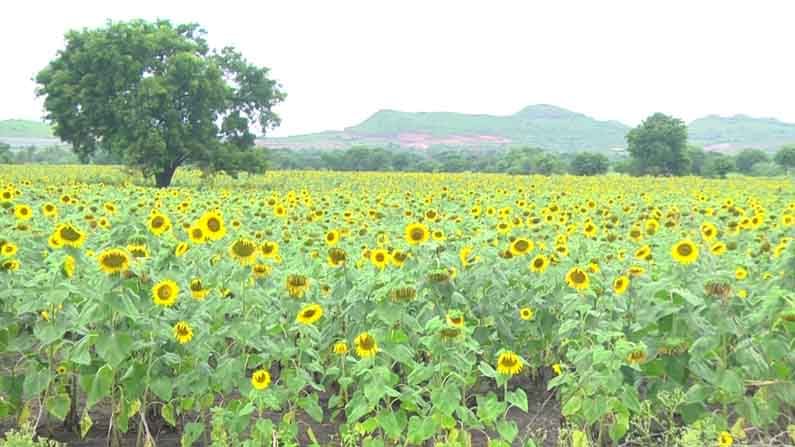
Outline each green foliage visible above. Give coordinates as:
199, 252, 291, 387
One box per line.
626, 113, 689, 175
774, 145, 795, 172
0, 120, 53, 139
570, 152, 609, 176
0, 428, 63, 447
734, 148, 770, 174
702, 153, 735, 178
35, 19, 285, 187
0, 142, 12, 163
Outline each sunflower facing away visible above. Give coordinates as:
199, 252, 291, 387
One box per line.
97, 248, 131, 275
152, 280, 179, 307
251, 368, 271, 391
354, 332, 378, 358
173, 321, 193, 344
565, 267, 590, 291
296, 303, 324, 325
496, 351, 524, 376
671, 239, 699, 265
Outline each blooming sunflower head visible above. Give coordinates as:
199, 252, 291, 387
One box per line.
565, 267, 590, 291
152, 279, 179, 307
519, 307, 534, 321
251, 368, 271, 391
296, 303, 324, 325
228, 238, 258, 265
173, 321, 193, 344
496, 351, 523, 376
97, 248, 131, 275
671, 239, 699, 265
354, 332, 378, 358
404, 222, 430, 245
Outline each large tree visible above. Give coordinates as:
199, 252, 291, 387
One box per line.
36, 20, 285, 187
570, 152, 609, 176
774, 145, 795, 174
734, 148, 770, 174
625, 113, 689, 175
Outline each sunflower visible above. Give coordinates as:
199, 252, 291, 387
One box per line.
459, 246, 480, 268
228, 238, 258, 265
127, 244, 149, 259
53, 223, 86, 248
286, 274, 310, 298
613, 275, 630, 295
626, 349, 647, 365
173, 321, 193, 344
700, 222, 718, 241
446, 311, 464, 328
370, 248, 390, 270
718, 431, 733, 447
634, 245, 652, 261
583, 222, 598, 238
565, 267, 590, 291
296, 303, 324, 325
187, 225, 207, 244
14, 204, 32, 221
390, 250, 408, 267
431, 230, 446, 241
404, 222, 430, 245
1, 242, 17, 257
529, 254, 549, 273
63, 255, 75, 278
327, 248, 347, 267
354, 332, 378, 358
261, 241, 280, 259
671, 239, 699, 265
496, 351, 523, 376
251, 368, 271, 391
199, 210, 226, 241
174, 242, 189, 257
42, 203, 58, 218
735, 267, 748, 281
519, 307, 534, 321
333, 341, 349, 355
152, 280, 179, 307
97, 248, 131, 275
710, 241, 727, 256
189, 278, 209, 300
509, 238, 534, 257
325, 230, 340, 246
147, 212, 172, 236
1, 259, 20, 272
251, 263, 272, 278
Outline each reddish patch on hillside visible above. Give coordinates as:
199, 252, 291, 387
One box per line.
397, 132, 512, 149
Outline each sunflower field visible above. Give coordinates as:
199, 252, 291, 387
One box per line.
1, 165, 794, 447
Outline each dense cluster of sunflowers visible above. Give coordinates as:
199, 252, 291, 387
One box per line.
0, 165, 794, 446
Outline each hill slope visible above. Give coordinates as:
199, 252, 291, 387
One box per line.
688, 115, 795, 152
0, 119, 53, 138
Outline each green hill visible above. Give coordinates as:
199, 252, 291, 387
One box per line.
0, 119, 53, 138
688, 115, 795, 151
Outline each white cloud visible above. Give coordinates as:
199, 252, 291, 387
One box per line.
1, 0, 793, 136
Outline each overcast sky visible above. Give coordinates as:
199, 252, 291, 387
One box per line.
2, 1, 793, 136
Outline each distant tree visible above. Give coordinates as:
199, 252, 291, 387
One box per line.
703, 153, 735, 178
749, 161, 784, 177
534, 153, 566, 175
0, 142, 12, 163
626, 113, 689, 175
570, 152, 609, 175
774, 145, 795, 173
734, 148, 770, 174
686, 145, 706, 175
35, 20, 285, 187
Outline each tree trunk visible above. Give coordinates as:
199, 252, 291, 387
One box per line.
154, 166, 177, 188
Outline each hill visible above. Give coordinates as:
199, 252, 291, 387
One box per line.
688, 115, 795, 152
0, 119, 53, 138
261, 105, 630, 153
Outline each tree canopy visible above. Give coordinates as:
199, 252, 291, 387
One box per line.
774, 145, 795, 173
35, 20, 285, 187
570, 152, 609, 176
625, 113, 689, 175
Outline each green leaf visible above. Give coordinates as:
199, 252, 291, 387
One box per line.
478, 361, 497, 379
87, 364, 113, 409
181, 422, 204, 447
45, 393, 71, 420
406, 415, 438, 444
572, 429, 590, 447
507, 388, 528, 412
22, 367, 51, 398
583, 396, 609, 424
69, 335, 94, 365
496, 419, 518, 443
719, 369, 744, 398
80, 408, 93, 439
151, 377, 173, 401
608, 410, 629, 442
162, 402, 176, 427
95, 333, 134, 368
298, 394, 324, 423
376, 410, 405, 440
561, 394, 582, 417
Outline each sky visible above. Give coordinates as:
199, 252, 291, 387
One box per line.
2, 0, 794, 137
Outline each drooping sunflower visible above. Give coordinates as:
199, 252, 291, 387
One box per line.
613, 275, 630, 295
296, 303, 324, 325
199, 210, 226, 241
565, 267, 590, 291
735, 267, 748, 281
529, 254, 549, 273
626, 349, 647, 365
634, 245, 652, 261
53, 223, 86, 248
127, 244, 149, 259
333, 341, 349, 355
459, 245, 480, 268
228, 238, 258, 265
370, 248, 390, 270
390, 250, 408, 267
354, 332, 378, 358
173, 321, 193, 344
519, 307, 534, 321
62, 255, 75, 278
509, 238, 534, 257
1, 259, 20, 272
13, 204, 33, 221
251, 368, 271, 391
152, 280, 179, 307
286, 274, 310, 298
261, 241, 280, 259
671, 239, 699, 265
251, 263, 272, 279
147, 212, 172, 236
404, 222, 430, 245
174, 242, 189, 257
710, 241, 727, 256
189, 278, 209, 300
327, 248, 347, 267
97, 248, 131, 275
496, 351, 524, 376
446, 311, 464, 328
